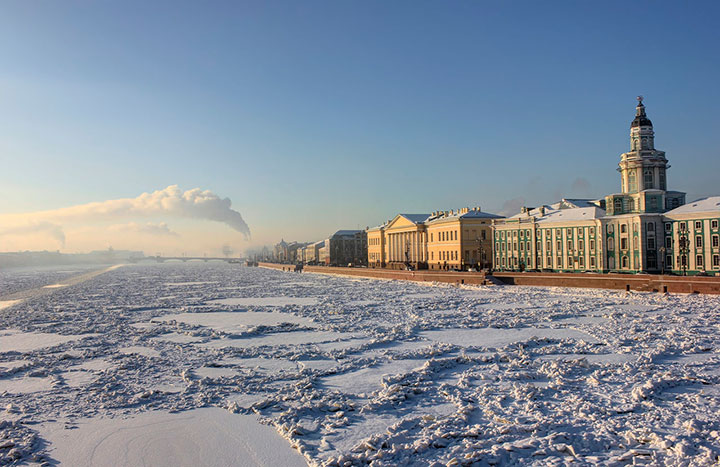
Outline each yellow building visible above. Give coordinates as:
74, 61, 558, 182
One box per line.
426, 207, 501, 270
383, 214, 430, 269
366, 208, 502, 270
367, 222, 387, 268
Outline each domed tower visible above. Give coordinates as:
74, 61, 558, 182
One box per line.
606, 97, 685, 215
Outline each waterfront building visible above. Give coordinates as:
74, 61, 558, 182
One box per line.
493, 200, 606, 272
601, 97, 686, 272
367, 221, 388, 268
663, 198, 720, 275
493, 97, 718, 275
426, 207, 502, 270
327, 230, 368, 266
383, 214, 430, 269
305, 240, 325, 265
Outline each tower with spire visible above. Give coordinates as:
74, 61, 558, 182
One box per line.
605, 97, 685, 215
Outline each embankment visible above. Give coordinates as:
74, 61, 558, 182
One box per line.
258, 262, 720, 294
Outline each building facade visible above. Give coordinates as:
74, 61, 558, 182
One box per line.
426, 207, 501, 270
327, 230, 368, 266
367, 222, 388, 268
493, 98, 719, 275
382, 214, 430, 269
663, 198, 720, 275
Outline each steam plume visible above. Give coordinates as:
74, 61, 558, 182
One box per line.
3, 185, 250, 239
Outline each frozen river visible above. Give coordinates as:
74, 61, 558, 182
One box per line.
1, 263, 719, 465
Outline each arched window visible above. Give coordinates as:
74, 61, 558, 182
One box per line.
614, 198, 623, 213
644, 169, 653, 189
628, 171, 637, 192
622, 256, 629, 268
659, 169, 666, 190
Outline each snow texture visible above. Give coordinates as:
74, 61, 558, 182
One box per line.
1, 262, 719, 466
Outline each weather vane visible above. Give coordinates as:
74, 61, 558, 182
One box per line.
637, 95, 644, 103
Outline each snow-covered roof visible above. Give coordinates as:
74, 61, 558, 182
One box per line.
426, 209, 503, 223
506, 203, 605, 223
537, 206, 605, 222
332, 230, 362, 237
558, 199, 600, 209
665, 197, 720, 215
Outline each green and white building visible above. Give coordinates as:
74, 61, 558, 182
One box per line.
493, 97, 720, 275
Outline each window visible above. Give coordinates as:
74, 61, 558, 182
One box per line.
608, 240, 614, 251
579, 257, 584, 267
567, 240, 573, 250
680, 222, 687, 232
547, 256, 552, 266
513, 242, 518, 251
665, 223, 672, 232
696, 236, 703, 248
590, 257, 596, 268
695, 221, 702, 230
659, 169, 666, 190
614, 198, 623, 213
628, 198, 635, 212
547, 240, 552, 251
666, 255, 673, 268
621, 238, 628, 250
567, 228, 572, 234
712, 220, 719, 229
520, 230, 524, 238
608, 224, 614, 234
590, 240, 595, 251
648, 237, 655, 249
621, 224, 627, 234
628, 171, 637, 192
713, 255, 719, 268
513, 231, 517, 238
557, 240, 562, 250
697, 255, 704, 267
579, 240, 584, 250
633, 237, 639, 250
666, 237, 672, 248
634, 223, 638, 233
431, 252, 434, 260
430, 233, 434, 242
527, 241, 531, 252
622, 256, 629, 268
579, 229, 584, 237
713, 235, 719, 248
520, 242, 524, 252
481, 231, 486, 240
644, 169, 653, 188
647, 222, 654, 231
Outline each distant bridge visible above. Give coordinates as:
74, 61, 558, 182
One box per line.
129, 256, 244, 263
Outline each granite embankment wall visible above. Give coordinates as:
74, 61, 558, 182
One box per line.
257, 263, 490, 285
492, 272, 720, 294
258, 262, 720, 294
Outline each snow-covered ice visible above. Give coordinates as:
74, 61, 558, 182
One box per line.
1, 262, 719, 465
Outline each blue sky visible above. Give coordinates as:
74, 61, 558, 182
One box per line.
1, 1, 719, 253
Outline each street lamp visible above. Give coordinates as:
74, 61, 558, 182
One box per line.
678, 225, 689, 276
659, 246, 666, 274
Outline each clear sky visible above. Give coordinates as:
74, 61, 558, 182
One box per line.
1, 1, 719, 255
